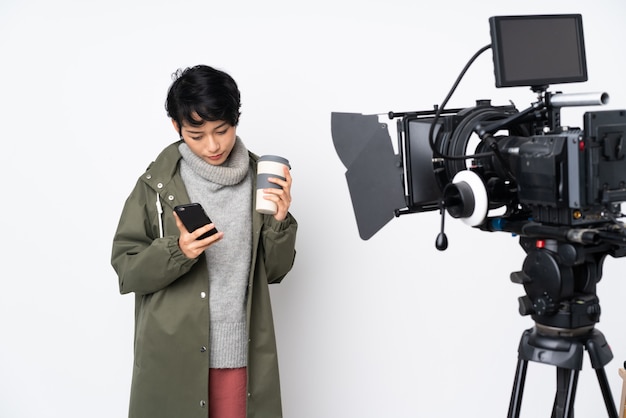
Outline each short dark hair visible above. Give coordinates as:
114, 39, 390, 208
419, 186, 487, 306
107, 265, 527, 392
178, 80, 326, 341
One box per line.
165, 65, 241, 132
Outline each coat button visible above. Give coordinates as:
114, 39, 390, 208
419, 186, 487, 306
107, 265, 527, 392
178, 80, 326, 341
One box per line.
146, 174, 152, 180
200, 346, 207, 352
200, 400, 206, 407
168, 195, 174, 201
200, 292, 206, 299
157, 182, 163, 189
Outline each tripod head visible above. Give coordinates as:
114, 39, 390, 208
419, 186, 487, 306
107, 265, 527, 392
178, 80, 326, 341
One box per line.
512, 237, 605, 333
504, 220, 626, 335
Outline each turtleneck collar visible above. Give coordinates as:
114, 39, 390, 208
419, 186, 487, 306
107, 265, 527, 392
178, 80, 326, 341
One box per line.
178, 137, 249, 186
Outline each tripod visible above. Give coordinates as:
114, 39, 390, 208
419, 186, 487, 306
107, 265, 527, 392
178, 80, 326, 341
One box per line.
507, 325, 617, 418
506, 237, 620, 417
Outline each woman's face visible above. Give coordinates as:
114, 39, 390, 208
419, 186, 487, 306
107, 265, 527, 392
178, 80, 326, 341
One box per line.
174, 118, 237, 166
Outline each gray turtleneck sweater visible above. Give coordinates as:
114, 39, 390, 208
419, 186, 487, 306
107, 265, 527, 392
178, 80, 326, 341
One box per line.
178, 138, 252, 368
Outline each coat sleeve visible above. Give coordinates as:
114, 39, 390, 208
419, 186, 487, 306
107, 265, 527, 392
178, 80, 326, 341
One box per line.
260, 212, 298, 284
110, 179, 197, 295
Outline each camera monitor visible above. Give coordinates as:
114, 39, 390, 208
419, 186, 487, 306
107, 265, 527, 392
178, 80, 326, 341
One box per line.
490, 14, 587, 88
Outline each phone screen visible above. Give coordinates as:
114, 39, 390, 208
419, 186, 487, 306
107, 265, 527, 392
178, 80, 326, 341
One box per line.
174, 203, 218, 239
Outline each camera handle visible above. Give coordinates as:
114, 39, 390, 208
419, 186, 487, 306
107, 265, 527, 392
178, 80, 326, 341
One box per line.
474, 91, 609, 140
474, 100, 545, 139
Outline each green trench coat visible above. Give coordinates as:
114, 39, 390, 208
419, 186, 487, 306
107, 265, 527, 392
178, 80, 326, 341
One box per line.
111, 141, 298, 418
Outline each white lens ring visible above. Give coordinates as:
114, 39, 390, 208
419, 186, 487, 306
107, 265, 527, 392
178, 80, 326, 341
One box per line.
451, 170, 488, 226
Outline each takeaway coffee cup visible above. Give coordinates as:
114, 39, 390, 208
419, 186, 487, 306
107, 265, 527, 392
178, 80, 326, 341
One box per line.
256, 155, 291, 215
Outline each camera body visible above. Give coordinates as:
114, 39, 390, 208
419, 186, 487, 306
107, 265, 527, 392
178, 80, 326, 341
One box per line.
490, 109, 626, 226
400, 100, 626, 228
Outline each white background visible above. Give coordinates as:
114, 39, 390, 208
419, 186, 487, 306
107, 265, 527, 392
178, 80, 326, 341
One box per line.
1, 0, 626, 417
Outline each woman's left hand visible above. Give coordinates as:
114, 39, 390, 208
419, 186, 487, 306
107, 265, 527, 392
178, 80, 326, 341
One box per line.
265, 165, 292, 221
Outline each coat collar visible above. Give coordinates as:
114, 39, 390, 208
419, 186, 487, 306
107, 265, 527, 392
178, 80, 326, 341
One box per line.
140, 140, 264, 233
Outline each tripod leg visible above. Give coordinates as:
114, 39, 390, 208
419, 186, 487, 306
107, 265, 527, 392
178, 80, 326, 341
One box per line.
594, 367, 619, 418
508, 358, 528, 418
552, 367, 579, 418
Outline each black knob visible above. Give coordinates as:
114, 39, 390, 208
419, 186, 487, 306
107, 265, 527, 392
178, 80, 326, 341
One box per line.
518, 296, 534, 316
435, 232, 448, 251
587, 303, 601, 321
533, 293, 556, 316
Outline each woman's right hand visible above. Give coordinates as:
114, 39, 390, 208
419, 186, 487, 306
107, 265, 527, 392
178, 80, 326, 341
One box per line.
173, 211, 223, 259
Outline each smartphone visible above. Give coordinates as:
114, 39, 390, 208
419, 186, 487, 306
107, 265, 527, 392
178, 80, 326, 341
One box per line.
174, 203, 218, 239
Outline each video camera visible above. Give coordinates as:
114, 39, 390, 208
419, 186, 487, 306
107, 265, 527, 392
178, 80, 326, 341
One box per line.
332, 15, 626, 416
331, 14, 626, 245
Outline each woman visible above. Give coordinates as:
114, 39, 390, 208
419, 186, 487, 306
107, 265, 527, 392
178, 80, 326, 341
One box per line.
111, 64, 298, 418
